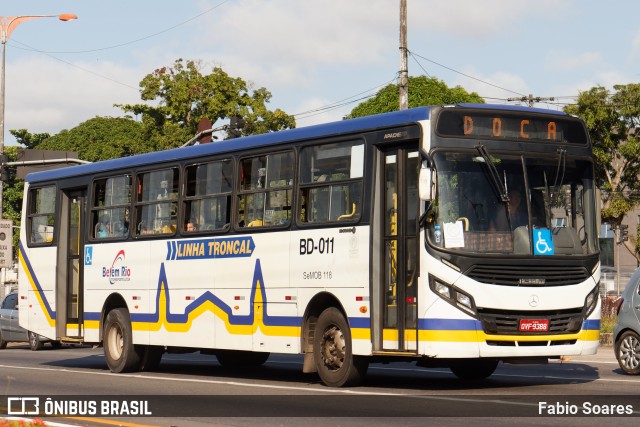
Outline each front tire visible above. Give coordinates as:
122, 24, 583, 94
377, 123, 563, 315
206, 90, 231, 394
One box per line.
29, 331, 44, 351
103, 308, 140, 373
314, 307, 368, 387
616, 330, 640, 375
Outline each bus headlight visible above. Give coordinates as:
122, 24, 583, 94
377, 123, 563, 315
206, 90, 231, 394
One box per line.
584, 284, 599, 317
434, 282, 451, 299
429, 276, 477, 317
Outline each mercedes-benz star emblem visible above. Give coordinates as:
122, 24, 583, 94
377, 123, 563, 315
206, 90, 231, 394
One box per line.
528, 295, 540, 307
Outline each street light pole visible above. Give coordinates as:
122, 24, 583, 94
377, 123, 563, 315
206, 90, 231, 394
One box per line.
0, 14, 77, 218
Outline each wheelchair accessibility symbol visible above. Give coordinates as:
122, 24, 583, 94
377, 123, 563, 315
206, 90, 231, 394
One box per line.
85, 246, 93, 265
533, 229, 554, 256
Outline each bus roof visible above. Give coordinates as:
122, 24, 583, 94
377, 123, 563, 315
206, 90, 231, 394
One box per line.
24, 103, 569, 183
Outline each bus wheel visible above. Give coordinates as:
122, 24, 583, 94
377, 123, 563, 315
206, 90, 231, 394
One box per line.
103, 308, 140, 373
0, 330, 7, 349
450, 359, 499, 380
314, 307, 368, 387
138, 345, 164, 371
216, 350, 270, 367
29, 331, 44, 351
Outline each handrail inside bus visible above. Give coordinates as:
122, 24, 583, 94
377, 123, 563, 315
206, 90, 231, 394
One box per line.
337, 203, 357, 221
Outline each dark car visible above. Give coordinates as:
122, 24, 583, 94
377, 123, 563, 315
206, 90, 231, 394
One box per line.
614, 269, 640, 374
0, 291, 59, 350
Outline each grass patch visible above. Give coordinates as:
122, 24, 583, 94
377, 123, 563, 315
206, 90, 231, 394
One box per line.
601, 296, 620, 334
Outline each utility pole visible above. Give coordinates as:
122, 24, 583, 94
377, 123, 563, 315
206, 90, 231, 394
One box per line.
507, 94, 555, 107
399, 0, 408, 110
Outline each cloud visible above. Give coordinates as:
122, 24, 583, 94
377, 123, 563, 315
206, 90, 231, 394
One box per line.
450, 67, 530, 101
4, 56, 143, 139
544, 51, 602, 72
409, 0, 571, 39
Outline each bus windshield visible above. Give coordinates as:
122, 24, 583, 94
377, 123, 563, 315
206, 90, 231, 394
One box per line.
430, 150, 597, 256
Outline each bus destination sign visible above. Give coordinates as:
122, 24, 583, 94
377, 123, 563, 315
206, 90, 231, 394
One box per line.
436, 110, 587, 145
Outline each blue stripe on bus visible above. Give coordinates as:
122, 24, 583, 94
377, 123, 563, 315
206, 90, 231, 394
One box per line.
87, 259, 306, 328
19, 241, 56, 320
418, 318, 481, 330
26, 106, 434, 183
583, 319, 600, 330
20, 245, 599, 335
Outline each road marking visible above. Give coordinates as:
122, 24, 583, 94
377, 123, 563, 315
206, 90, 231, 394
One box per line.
2, 360, 640, 395
68, 416, 160, 427
3, 416, 159, 427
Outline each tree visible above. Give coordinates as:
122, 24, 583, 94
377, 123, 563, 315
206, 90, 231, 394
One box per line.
348, 76, 484, 118
564, 84, 640, 261
10, 129, 51, 149
36, 117, 150, 162
118, 59, 295, 139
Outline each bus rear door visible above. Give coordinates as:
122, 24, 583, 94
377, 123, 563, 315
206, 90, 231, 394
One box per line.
56, 188, 86, 340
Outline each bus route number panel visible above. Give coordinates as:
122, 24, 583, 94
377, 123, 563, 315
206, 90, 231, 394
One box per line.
294, 227, 368, 285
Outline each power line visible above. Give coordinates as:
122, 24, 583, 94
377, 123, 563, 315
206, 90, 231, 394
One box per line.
9, 39, 139, 91
293, 75, 399, 120
8, 0, 234, 55
409, 50, 526, 97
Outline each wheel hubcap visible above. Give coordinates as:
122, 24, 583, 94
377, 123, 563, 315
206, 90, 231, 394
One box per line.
320, 325, 346, 370
107, 324, 124, 360
619, 335, 640, 371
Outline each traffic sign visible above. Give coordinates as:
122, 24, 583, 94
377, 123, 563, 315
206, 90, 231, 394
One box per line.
0, 219, 13, 268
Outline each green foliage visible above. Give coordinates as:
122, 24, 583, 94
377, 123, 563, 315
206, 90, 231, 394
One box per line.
10, 129, 51, 149
3, 146, 26, 255
36, 117, 149, 162
348, 76, 484, 118
564, 83, 640, 258
118, 59, 295, 139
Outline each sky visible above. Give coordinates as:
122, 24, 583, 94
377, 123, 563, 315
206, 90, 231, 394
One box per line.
1, 0, 639, 146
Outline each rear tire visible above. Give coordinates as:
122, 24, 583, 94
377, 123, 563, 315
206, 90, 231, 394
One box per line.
0, 330, 7, 349
314, 307, 368, 387
29, 331, 44, 351
616, 330, 640, 375
450, 359, 498, 380
103, 308, 140, 373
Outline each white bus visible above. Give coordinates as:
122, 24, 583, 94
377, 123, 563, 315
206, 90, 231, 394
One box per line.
18, 104, 600, 387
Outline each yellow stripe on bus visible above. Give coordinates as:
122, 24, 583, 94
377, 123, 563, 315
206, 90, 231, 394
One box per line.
19, 251, 56, 327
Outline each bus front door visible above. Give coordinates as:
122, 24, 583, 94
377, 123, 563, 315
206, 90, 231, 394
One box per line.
381, 147, 419, 352
56, 189, 86, 340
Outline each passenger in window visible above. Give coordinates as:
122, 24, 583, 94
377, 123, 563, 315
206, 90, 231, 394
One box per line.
186, 222, 197, 232
96, 214, 110, 238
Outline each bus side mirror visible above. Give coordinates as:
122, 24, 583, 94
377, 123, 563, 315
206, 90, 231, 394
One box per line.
418, 161, 432, 201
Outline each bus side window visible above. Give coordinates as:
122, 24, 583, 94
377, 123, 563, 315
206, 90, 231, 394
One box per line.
298, 141, 363, 224
92, 176, 131, 240
28, 186, 56, 245
237, 152, 293, 228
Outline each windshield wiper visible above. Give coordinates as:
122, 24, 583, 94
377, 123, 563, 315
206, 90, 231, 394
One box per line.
550, 147, 567, 206
476, 144, 508, 202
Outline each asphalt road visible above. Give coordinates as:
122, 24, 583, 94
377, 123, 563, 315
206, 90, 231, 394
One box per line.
0, 343, 639, 427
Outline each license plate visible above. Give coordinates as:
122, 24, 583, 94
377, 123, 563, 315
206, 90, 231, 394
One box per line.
519, 319, 549, 332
